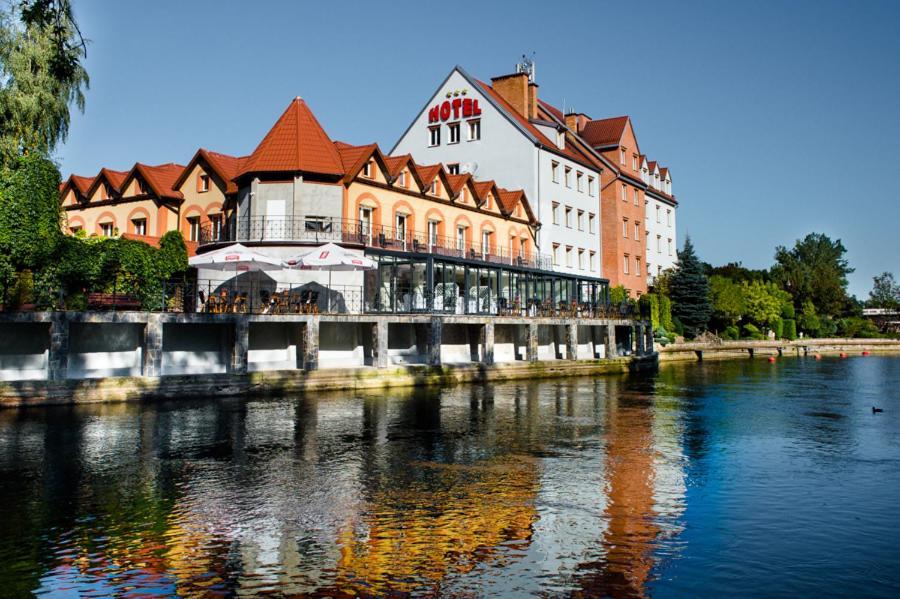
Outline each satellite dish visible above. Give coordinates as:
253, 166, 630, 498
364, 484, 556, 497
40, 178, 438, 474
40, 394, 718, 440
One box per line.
460, 161, 479, 175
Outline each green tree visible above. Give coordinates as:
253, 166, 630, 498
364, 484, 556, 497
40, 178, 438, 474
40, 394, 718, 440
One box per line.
771, 233, 853, 318
669, 236, 711, 338
0, 0, 88, 164
868, 272, 899, 310
741, 280, 790, 330
708, 275, 744, 329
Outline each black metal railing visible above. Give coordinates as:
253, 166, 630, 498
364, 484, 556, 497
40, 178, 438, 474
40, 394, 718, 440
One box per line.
199, 216, 554, 271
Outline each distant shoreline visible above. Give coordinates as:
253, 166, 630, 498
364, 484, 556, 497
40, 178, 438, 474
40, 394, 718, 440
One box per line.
658, 338, 900, 362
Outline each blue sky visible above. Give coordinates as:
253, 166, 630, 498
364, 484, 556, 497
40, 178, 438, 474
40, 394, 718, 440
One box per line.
56, 0, 900, 298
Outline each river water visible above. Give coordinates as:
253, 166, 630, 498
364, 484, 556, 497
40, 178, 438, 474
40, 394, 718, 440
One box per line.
1, 356, 898, 597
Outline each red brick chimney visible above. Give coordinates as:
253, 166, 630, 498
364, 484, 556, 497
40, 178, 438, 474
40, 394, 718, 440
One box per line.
565, 112, 590, 132
528, 82, 539, 119
490, 72, 529, 119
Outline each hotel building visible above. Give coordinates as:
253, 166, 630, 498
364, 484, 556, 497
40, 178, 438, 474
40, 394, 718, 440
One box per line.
393, 63, 679, 297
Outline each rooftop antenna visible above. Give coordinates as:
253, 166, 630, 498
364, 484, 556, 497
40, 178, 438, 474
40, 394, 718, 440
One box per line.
516, 52, 536, 82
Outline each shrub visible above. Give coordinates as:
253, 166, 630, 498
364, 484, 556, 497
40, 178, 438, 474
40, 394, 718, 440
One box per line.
640, 293, 661, 329
609, 285, 628, 305
723, 325, 740, 340
742, 323, 765, 340
783, 318, 797, 340
818, 317, 837, 338
659, 295, 673, 331
837, 316, 880, 339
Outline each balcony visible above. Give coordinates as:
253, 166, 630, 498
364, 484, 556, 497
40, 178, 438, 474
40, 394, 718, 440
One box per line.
199, 216, 554, 272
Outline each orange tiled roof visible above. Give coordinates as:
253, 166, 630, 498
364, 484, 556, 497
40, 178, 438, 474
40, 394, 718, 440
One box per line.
538, 99, 565, 123
134, 163, 186, 200
240, 97, 344, 178
579, 116, 629, 148
205, 150, 248, 193
69, 174, 95, 195
472, 180, 495, 203
445, 172, 471, 196
659, 166, 669, 178
334, 141, 378, 180
383, 154, 411, 179
414, 163, 443, 186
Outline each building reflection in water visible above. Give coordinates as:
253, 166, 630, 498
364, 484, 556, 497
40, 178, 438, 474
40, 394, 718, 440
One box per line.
0, 375, 688, 597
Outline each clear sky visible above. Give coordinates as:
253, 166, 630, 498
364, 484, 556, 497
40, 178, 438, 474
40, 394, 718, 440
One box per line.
56, 0, 900, 298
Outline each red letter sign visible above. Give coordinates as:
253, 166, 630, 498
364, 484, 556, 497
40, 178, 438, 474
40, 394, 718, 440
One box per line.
428, 106, 439, 123
440, 101, 451, 121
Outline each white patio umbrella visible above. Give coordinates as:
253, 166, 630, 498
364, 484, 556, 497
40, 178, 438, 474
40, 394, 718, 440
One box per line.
189, 243, 283, 271
285, 243, 376, 312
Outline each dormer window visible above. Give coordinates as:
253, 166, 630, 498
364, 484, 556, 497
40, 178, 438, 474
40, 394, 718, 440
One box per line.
363, 160, 373, 178
430, 179, 439, 195
397, 170, 406, 187
198, 173, 210, 193
447, 163, 460, 175
556, 130, 565, 149
632, 154, 638, 170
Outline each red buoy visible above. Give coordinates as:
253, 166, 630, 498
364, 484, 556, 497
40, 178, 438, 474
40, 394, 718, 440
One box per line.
814, 354, 822, 360
768, 356, 776, 363
862, 351, 870, 356
840, 352, 848, 359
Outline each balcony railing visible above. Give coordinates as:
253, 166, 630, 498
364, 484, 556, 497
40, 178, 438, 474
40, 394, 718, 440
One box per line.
200, 216, 554, 271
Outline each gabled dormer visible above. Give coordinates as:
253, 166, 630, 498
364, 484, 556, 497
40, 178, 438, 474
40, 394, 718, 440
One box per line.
660, 167, 672, 195
172, 148, 246, 198
473, 180, 502, 214
86, 168, 128, 202
415, 163, 450, 199
59, 174, 94, 206
497, 189, 537, 224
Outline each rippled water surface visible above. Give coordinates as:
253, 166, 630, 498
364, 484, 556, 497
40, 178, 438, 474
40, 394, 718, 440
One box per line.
1, 356, 900, 597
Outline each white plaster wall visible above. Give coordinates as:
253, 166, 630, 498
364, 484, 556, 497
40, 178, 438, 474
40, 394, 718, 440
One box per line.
248, 322, 299, 372
645, 194, 677, 284
0, 323, 48, 381
162, 323, 228, 375
68, 323, 143, 379
387, 323, 426, 365
494, 324, 524, 363
318, 322, 365, 369
537, 148, 603, 277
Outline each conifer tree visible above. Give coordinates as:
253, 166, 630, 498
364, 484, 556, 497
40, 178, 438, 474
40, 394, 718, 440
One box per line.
669, 236, 711, 338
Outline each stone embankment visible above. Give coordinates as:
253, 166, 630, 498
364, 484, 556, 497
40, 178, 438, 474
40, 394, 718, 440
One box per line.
658, 338, 900, 362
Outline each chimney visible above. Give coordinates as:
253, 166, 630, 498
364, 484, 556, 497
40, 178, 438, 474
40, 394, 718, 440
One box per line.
528, 82, 539, 119
564, 112, 590, 132
490, 72, 529, 119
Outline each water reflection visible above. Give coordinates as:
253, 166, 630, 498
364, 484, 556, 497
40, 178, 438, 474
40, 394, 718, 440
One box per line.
1, 357, 899, 596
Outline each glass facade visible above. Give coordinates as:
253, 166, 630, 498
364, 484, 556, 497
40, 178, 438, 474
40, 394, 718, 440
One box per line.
364, 250, 609, 316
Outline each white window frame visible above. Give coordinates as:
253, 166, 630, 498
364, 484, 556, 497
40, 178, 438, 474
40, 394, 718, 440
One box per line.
565, 246, 573, 268
457, 226, 467, 251
132, 218, 146, 236
428, 220, 438, 250
565, 206, 572, 228
448, 122, 460, 144
100, 222, 114, 237
587, 176, 595, 196
623, 218, 628, 238
428, 125, 440, 147
588, 213, 596, 234
576, 171, 583, 192
467, 119, 481, 141
552, 243, 560, 266
589, 250, 596, 271
578, 248, 585, 270
577, 209, 584, 231
623, 253, 630, 274
187, 216, 200, 242
564, 166, 572, 188
552, 202, 560, 225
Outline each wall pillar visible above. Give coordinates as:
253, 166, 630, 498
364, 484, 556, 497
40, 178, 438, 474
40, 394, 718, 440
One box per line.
303, 317, 320, 371
231, 317, 249, 374
428, 316, 442, 366
48, 313, 69, 381
142, 313, 163, 377
605, 324, 618, 359
373, 319, 389, 368
481, 322, 494, 365
646, 325, 655, 354
566, 323, 578, 360
636, 324, 646, 356
527, 322, 539, 362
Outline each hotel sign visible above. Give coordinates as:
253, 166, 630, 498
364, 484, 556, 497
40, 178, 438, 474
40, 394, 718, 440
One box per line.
428, 97, 482, 123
